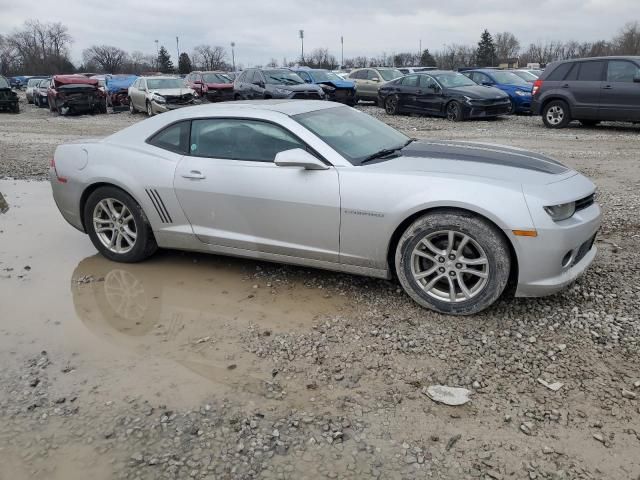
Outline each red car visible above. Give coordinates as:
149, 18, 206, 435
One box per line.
47, 75, 103, 115
184, 71, 233, 102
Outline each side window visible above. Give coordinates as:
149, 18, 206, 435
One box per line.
189, 119, 305, 162
477, 73, 491, 84
400, 75, 418, 87
546, 63, 573, 81
607, 60, 639, 83
298, 71, 311, 82
140, 79, 146, 90
577, 61, 604, 81
419, 75, 437, 89
148, 121, 190, 154
354, 70, 365, 80
367, 70, 380, 81
254, 71, 265, 84
244, 71, 254, 83
565, 63, 579, 81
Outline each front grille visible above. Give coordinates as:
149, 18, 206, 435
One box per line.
572, 234, 597, 266
575, 193, 595, 212
485, 105, 511, 115
291, 92, 323, 100
165, 94, 194, 104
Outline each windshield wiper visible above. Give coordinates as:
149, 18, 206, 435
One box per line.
360, 139, 415, 164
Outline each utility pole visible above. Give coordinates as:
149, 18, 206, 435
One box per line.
231, 42, 236, 71
341, 36, 344, 69
176, 36, 180, 64
154, 39, 159, 71
299, 30, 304, 63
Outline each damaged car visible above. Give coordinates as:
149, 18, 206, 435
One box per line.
292, 68, 357, 105
128, 76, 197, 116
0, 75, 20, 113
47, 75, 102, 115
185, 71, 233, 102
105, 75, 138, 112
33, 78, 51, 108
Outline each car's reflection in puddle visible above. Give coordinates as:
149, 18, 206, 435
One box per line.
70, 252, 348, 397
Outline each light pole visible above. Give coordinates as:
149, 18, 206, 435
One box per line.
230, 42, 236, 71
154, 39, 159, 71
341, 36, 344, 69
299, 30, 304, 63
176, 36, 180, 64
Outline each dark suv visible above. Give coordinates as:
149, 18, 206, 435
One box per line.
532, 56, 640, 128
233, 68, 324, 100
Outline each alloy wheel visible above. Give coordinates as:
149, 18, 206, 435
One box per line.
92, 198, 137, 254
146, 102, 153, 116
546, 105, 564, 126
446, 103, 460, 121
385, 96, 398, 115
410, 230, 489, 303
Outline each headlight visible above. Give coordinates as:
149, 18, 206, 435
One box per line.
274, 88, 291, 96
321, 85, 336, 92
514, 90, 530, 97
152, 94, 165, 103
544, 202, 576, 221
464, 95, 473, 104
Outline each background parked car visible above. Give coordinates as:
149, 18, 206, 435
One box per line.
0, 75, 20, 113
10, 76, 28, 89
510, 69, 539, 83
398, 67, 438, 74
33, 78, 51, 108
48, 75, 101, 115
462, 69, 533, 113
233, 68, 324, 100
378, 70, 511, 121
292, 68, 356, 105
129, 76, 196, 116
348, 67, 403, 102
532, 56, 640, 128
25, 76, 48, 104
185, 71, 233, 102
105, 74, 138, 111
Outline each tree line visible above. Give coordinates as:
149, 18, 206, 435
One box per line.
1, 19, 640, 76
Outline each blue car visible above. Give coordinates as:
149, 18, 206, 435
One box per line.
292, 68, 356, 105
462, 69, 532, 113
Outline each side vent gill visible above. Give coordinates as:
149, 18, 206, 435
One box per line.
145, 188, 173, 223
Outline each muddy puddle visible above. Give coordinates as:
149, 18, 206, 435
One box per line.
0, 180, 350, 409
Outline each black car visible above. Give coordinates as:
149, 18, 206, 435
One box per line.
377, 70, 511, 121
532, 56, 640, 128
0, 75, 19, 113
233, 68, 324, 100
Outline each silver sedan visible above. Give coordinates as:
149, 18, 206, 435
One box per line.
50, 101, 601, 315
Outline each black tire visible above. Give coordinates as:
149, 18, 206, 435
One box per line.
542, 100, 571, 129
34, 96, 39, 107
579, 119, 600, 127
446, 101, 463, 122
508, 100, 516, 115
395, 210, 511, 315
129, 98, 137, 114
84, 186, 157, 263
385, 95, 400, 115
146, 101, 153, 117
353, 95, 360, 105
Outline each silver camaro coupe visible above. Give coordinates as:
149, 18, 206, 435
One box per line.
50, 100, 601, 315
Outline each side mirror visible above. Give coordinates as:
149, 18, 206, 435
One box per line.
275, 148, 329, 170
481, 81, 493, 86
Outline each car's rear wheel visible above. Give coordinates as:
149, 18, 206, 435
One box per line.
542, 100, 571, 128
446, 101, 463, 122
385, 95, 399, 115
395, 211, 511, 315
84, 186, 157, 263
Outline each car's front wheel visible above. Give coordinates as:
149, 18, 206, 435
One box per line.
84, 186, 157, 263
446, 101, 463, 122
385, 95, 399, 115
542, 100, 571, 128
129, 98, 136, 114
395, 211, 511, 315
146, 101, 153, 117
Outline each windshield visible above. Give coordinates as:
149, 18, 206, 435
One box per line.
491, 71, 529, 86
264, 70, 304, 85
309, 70, 343, 82
38, 80, 49, 88
0, 77, 10, 89
434, 73, 476, 88
294, 106, 409, 165
146, 78, 185, 89
202, 73, 231, 83
28, 78, 43, 87
378, 69, 403, 81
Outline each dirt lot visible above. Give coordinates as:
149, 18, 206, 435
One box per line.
1, 95, 639, 480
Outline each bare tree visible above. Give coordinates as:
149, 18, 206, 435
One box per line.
0, 34, 20, 75
494, 32, 520, 62
7, 19, 74, 74
83, 45, 128, 73
192, 45, 229, 70
303, 48, 338, 69
613, 21, 640, 55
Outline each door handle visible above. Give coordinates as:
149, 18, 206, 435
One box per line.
602, 85, 613, 90
561, 84, 570, 88
182, 170, 206, 180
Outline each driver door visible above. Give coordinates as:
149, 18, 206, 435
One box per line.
417, 75, 444, 115
173, 118, 341, 262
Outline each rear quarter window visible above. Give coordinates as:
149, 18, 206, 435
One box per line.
545, 63, 573, 81
148, 121, 190, 154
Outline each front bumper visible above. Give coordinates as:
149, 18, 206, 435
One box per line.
513, 176, 602, 297
325, 88, 356, 104
466, 102, 511, 118
205, 89, 234, 102
513, 95, 532, 113
151, 100, 196, 113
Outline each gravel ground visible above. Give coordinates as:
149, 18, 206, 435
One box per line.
1, 96, 639, 480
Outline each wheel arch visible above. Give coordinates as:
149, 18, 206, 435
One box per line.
540, 95, 572, 116
386, 206, 519, 288
79, 181, 147, 232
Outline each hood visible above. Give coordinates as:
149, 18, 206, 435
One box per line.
270, 83, 322, 92
205, 82, 233, 89
495, 83, 532, 94
368, 140, 574, 185
316, 79, 355, 89
149, 88, 194, 96
446, 85, 508, 100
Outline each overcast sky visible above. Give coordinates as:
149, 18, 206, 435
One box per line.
1, 0, 638, 66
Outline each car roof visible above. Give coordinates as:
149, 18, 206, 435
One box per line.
553, 56, 640, 63
139, 75, 180, 80
207, 99, 340, 116
413, 70, 455, 76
